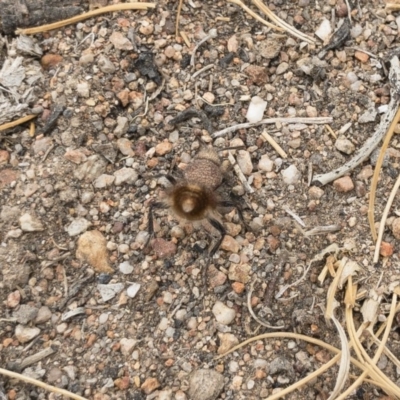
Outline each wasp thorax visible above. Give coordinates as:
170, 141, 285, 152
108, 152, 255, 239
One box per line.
184, 159, 223, 189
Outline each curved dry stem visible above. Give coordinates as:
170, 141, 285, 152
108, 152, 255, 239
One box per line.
0, 367, 87, 400
15, 3, 156, 35
176, 0, 184, 37
247, 279, 284, 329
341, 293, 400, 399
227, 0, 283, 32
368, 106, 400, 241
386, 3, 400, 11
252, 0, 316, 44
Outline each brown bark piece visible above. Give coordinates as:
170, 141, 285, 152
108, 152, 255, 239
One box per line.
0, 0, 85, 35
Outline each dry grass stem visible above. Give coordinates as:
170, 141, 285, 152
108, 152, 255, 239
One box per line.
252, 0, 316, 44
180, 30, 191, 47
373, 172, 400, 263
215, 331, 369, 399
325, 124, 337, 138
176, 0, 184, 37
29, 121, 35, 137
369, 105, 400, 241
0, 114, 36, 131
328, 310, 351, 399
227, 0, 283, 31
15, 3, 156, 35
0, 367, 87, 400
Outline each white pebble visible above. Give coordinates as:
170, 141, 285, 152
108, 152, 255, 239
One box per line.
119, 261, 134, 274
246, 96, 267, 123
99, 313, 109, 324
212, 301, 236, 325
127, 283, 141, 298
281, 165, 301, 185
258, 155, 274, 172
315, 19, 332, 41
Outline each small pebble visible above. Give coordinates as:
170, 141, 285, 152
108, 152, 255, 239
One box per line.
113, 168, 138, 185
155, 141, 173, 155
217, 332, 239, 354
228, 263, 251, 283
391, 218, 400, 239
66, 218, 91, 236
15, 324, 41, 343
188, 370, 224, 400
380, 241, 393, 257
141, 378, 160, 394
333, 176, 354, 193
335, 137, 355, 154
19, 213, 44, 232
120, 338, 137, 355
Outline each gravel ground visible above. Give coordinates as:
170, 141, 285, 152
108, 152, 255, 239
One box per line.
2, 0, 400, 399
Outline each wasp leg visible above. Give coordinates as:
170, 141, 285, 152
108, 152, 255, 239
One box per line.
218, 199, 248, 229
208, 217, 226, 257
145, 201, 168, 249
201, 218, 226, 286
165, 174, 177, 185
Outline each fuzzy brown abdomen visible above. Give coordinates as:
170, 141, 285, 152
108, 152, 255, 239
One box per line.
184, 159, 223, 190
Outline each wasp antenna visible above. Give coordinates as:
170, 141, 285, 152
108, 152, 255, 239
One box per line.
217, 145, 246, 152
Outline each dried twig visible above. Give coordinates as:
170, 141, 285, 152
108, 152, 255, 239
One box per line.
20, 347, 56, 370
261, 130, 287, 158
228, 151, 254, 193
191, 64, 214, 80
16, 3, 156, 35
304, 225, 342, 236
190, 29, 218, 68
212, 117, 332, 138
344, 0, 352, 22
283, 206, 306, 227
313, 56, 400, 186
